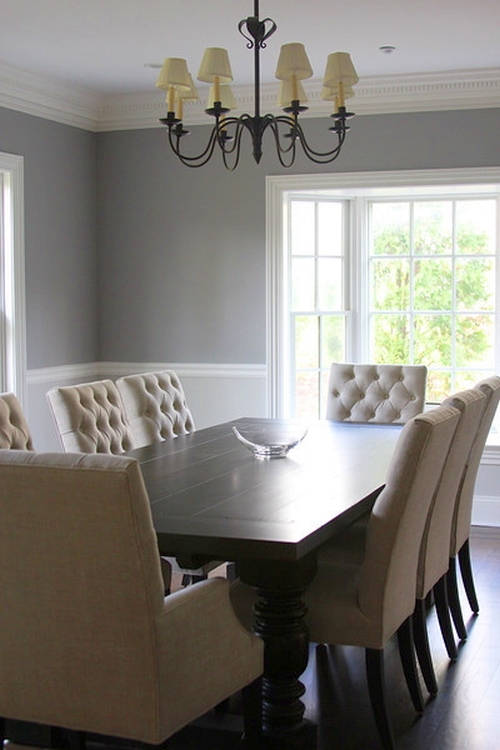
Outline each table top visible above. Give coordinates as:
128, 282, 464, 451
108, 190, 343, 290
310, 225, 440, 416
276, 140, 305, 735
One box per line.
128, 418, 402, 565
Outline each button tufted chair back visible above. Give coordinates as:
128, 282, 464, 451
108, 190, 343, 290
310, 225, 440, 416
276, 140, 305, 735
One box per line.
326, 363, 427, 424
47, 379, 134, 454
116, 370, 195, 449
0, 392, 34, 450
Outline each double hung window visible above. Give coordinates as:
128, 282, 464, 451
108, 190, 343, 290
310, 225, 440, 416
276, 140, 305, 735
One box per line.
267, 169, 500, 426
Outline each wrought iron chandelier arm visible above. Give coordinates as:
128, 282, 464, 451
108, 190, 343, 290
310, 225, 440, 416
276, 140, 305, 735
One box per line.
293, 121, 347, 164
166, 124, 220, 167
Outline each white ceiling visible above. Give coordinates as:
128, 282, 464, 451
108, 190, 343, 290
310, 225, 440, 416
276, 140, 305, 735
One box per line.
1, 0, 499, 97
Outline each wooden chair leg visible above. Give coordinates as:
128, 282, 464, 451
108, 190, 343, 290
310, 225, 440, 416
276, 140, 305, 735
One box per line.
458, 539, 480, 614
365, 648, 396, 750
433, 576, 458, 661
446, 557, 468, 640
412, 599, 438, 695
396, 616, 425, 711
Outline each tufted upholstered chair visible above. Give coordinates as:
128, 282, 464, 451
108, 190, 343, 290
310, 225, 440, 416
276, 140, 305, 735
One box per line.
408, 388, 487, 694
0, 392, 34, 450
116, 370, 224, 586
326, 363, 427, 424
47, 379, 134, 454
46, 380, 177, 592
445, 375, 500, 636
116, 370, 195, 449
0, 450, 263, 748
231, 405, 461, 750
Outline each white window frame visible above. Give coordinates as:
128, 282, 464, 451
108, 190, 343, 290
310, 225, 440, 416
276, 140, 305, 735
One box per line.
266, 167, 500, 432
0, 152, 26, 405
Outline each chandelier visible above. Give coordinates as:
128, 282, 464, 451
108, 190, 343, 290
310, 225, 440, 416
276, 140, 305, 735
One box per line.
156, 1, 358, 170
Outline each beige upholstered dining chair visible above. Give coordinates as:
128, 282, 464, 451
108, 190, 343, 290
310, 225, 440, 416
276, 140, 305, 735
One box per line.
231, 405, 460, 750
116, 369, 195, 449
0, 450, 263, 748
0, 392, 34, 449
409, 388, 487, 695
445, 375, 500, 635
326, 362, 427, 424
116, 369, 226, 586
47, 379, 134, 453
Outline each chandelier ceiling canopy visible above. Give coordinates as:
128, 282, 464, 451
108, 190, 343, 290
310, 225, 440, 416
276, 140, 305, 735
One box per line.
156, 0, 358, 170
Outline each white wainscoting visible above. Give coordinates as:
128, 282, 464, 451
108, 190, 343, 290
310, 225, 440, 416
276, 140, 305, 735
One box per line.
26, 361, 499, 526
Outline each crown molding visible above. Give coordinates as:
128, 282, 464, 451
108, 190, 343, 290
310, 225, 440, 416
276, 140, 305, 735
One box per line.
1, 61, 500, 132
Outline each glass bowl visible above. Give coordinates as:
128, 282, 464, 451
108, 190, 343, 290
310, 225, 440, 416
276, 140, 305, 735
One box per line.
232, 423, 307, 459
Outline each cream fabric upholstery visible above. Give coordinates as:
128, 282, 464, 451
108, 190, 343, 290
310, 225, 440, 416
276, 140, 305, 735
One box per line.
326, 363, 427, 424
116, 370, 195, 449
0, 392, 34, 450
0, 450, 263, 745
47, 379, 133, 454
416, 389, 486, 602
448, 376, 500, 558
117, 369, 223, 580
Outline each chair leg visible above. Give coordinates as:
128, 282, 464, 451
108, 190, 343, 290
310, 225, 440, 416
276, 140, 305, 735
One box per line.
365, 648, 396, 750
458, 539, 480, 614
433, 576, 458, 661
242, 677, 262, 748
446, 557, 467, 640
412, 599, 438, 695
396, 616, 425, 712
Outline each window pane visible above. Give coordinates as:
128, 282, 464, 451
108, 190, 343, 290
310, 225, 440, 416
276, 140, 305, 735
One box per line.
321, 315, 345, 364
318, 258, 343, 309
291, 258, 315, 310
414, 201, 452, 256
456, 200, 496, 255
413, 315, 452, 366
295, 371, 319, 421
372, 314, 410, 362
294, 315, 318, 369
413, 258, 452, 311
455, 314, 495, 367
455, 258, 495, 311
426, 371, 452, 403
372, 202, 410, 256
317, 202, 342, 256
371, 259, 410, 311
291, 201, 315, 256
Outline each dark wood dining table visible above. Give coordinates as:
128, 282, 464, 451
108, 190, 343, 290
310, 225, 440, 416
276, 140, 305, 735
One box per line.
126, 417, 402, 748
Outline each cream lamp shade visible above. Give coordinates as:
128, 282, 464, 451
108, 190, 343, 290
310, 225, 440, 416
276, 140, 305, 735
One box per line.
206, 83, 237, 110
177, 74, 199, 102
197, 48, 234, 83
156, 58, 191, 91
278, 79, 308, 108
321, 83, 355, 101
322, 52, 359, 88
275, 43, 313, 81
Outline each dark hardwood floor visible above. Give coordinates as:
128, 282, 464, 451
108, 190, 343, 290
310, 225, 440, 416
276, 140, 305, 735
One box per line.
6, 527, 500, 750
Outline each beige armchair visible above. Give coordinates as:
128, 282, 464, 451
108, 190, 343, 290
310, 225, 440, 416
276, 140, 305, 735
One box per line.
326, 363, 427, 423
116, 369, 195, 449
0, 392, 34, 449
47, 379, 134, 454
0, 450, 263, 747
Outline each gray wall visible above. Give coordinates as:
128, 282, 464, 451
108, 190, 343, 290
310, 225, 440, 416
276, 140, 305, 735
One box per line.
96, 108, 500, 365
0, 106, 98, 369
2, 104, 500, 371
